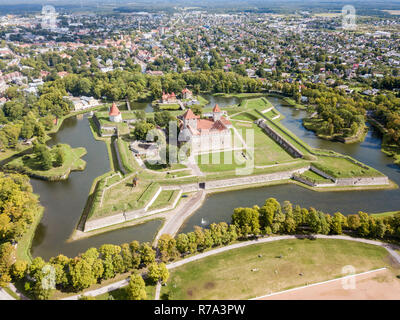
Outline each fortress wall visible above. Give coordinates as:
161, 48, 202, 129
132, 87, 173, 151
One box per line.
84, 213, 125, 232
204, 167, 309, 190
310, 165, 335, 181
336, 176, 389, 186
257, 120, 304, 158
292, 174, 316, 187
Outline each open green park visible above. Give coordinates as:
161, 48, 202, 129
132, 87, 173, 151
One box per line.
4, 144, 87, 180
161, 238, 393, 300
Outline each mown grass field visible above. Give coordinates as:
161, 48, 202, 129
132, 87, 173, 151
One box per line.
161, 239, 391, 300
196, 121, 295, 173
299, 170, 333, 183
312, 156, 384, 178
148, 189, 180, 211
94, 181, 160, 218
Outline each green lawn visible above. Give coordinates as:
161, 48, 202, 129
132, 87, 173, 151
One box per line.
244, 97, 273, 111
158, 104, 181, 110
116, 138, 138, 173
231, 111, 258, 122
312, 156, 384, 178
282, 97, 307, 110
196, 150, 248, 172
197, 122, 294, 173
148, 189, 180, 211
299, 170, 333, 184
144, 161, 187, 171
161, 239, 390, 300
92, 181, 160, 219
4, 144, 86, 180
370, 211, 400, 218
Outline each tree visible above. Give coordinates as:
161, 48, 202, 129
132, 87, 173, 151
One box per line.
49, 254, 70, 287
69, 258, 97, 291
133, 121, 155, 141
139, 243, 156, 266
126, 273, 147, 300
120, 243, 133, 271
147, 262, 169, 285
0, 242, 15, 287
358, 212, 370, 237
231, 207, 260, 237
53, 146, 65, 167
176, 233, 189, 254
11, 260, 27, 280
158, 263, 169, 284
347, 214, 361, 230
331, 212, 345, 235
35, 144, 53, 170
307, 208, 321, 234
157, 234, 179, 262
373, 219, 387, 239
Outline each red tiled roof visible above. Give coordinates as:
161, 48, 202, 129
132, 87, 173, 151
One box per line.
213, 104, 221, 113
210, 120, 227, 131
109, 102, 120, 116
220, 117, 232, 127
197, 119, 214, 130
183, 109, 198, 120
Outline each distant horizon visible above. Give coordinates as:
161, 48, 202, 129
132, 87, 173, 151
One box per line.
0, 0, 399, 16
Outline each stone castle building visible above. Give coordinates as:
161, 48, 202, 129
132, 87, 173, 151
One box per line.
178, 105, 232, 153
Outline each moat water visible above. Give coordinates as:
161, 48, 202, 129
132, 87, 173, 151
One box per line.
27, 97, 400, 259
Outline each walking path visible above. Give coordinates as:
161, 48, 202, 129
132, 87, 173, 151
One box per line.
0, 288, 15, 300
62, 278, 130, 300
155, 282, 162, 300
186, 156, 204, 177
154, 190, 206, 246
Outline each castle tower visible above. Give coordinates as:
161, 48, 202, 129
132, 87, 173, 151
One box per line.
109, 102, 122, 123
182, 108, 198, 130
212, 104, 222, 121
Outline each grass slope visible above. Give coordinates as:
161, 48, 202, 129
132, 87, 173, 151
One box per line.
161, 239, 390, 300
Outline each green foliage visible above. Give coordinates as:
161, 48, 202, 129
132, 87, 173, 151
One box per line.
133, 121, 155, 141
127, 273, 147, 300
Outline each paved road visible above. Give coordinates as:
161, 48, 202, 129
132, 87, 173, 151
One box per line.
62, 278, 130, 300
154, 190, 206, 246
0, 288, 15, 300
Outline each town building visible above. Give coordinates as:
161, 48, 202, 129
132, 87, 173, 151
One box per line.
181, 88, 193, 99
161, 92, 177, 104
